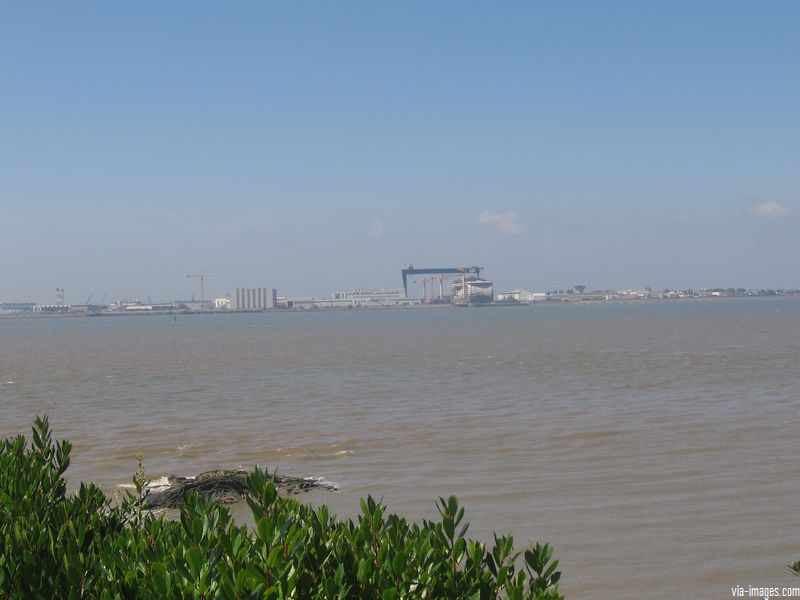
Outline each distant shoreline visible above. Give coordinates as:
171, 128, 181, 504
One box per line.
2, 292, 798, 320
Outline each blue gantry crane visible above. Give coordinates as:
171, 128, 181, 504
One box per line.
401, 265, 482, 298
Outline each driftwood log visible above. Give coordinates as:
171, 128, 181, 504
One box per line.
144, 470, 336, 509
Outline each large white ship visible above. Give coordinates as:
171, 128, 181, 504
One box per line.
451, 277, 494, 305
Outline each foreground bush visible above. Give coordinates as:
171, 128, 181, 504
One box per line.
0, 417, 563, 599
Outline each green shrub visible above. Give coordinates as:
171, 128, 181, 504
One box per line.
0, 417, 563, 599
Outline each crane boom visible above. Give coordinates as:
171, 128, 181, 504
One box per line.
186, 273, 207, 307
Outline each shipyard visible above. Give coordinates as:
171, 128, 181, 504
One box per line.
4, 2, 800, 599
2, 263, 798, 318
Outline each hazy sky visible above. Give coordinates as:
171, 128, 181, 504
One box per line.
1, 2, 798, 302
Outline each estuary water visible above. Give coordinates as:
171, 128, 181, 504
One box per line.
2, 297, 799, 598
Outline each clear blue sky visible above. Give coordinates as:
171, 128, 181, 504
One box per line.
1, 2, 798, 302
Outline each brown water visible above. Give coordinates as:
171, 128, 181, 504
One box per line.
2, 298, 799, 598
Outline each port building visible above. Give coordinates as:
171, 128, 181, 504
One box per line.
0, 302, 35, 313
230, 288, 276, 311
33, 304, 71, 313
495, 289, 547, 303
287, 288, 420, 309
331, 288, 417, 306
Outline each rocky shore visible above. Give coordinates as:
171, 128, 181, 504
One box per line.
144, 469, 337, 509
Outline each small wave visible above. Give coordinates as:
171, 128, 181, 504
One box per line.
175, 444, 198, 456
271, 445, 354, 459
146, 476, 174, 493
4, 381, 15, 385
311, 477, 339, 491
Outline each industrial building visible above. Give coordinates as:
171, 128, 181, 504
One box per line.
230, 287, 276, 311
33, 304, 71, 313
288, 297, 357, 310
0, 302, 35, 313
108, 300, 178, 312
495, 289, 547, 303
331, 288, 417, 306
287, 288, 420, 310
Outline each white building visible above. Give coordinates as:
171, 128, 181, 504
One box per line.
107, 300, 179, 312
496, 289, 547, 303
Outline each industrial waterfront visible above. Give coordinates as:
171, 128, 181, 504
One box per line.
2, 297, 799, 599
3, 263, 798, 317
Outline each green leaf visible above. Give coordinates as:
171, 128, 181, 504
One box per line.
246, 564, 268, 585
185, 547, 203, 575
382, 588, 398, 600
357, 558, 370, 582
